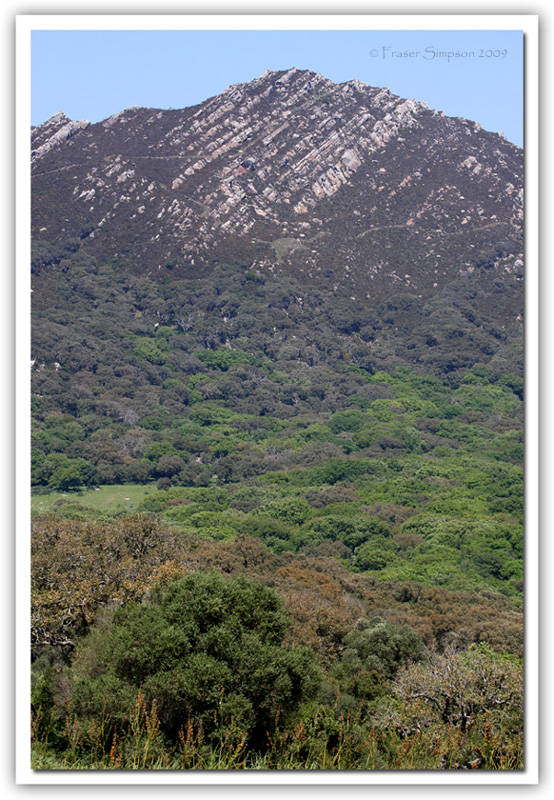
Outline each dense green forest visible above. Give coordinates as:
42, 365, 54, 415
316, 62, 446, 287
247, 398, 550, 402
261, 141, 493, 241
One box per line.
31, 241, 524, 769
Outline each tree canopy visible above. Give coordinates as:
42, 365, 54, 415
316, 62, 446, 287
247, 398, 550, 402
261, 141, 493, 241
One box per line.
68, 571, 321, 748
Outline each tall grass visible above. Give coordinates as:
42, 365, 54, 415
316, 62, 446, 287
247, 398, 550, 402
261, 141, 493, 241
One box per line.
31, 695, 524, 771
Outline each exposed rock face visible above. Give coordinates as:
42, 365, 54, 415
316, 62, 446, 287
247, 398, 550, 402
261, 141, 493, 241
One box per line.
31, 68, 523, 302
31, 112, 90, 160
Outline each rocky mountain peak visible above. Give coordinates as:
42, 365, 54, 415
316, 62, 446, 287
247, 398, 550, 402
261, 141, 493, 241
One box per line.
31, 68, 522, 304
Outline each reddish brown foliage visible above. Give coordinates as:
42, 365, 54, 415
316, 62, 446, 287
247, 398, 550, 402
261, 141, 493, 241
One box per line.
31, 515, 523, 661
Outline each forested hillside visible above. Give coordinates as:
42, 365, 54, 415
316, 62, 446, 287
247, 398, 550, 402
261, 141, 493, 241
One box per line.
30, 69, 524, 770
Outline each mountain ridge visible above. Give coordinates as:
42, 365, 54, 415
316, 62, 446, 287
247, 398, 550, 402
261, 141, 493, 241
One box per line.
31, 67, 523, 306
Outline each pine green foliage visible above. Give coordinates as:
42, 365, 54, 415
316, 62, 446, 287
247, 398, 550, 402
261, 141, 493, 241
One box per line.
67, 573, 320, 749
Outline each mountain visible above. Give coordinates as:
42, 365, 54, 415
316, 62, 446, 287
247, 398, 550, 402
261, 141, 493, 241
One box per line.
31, 67, 523, 301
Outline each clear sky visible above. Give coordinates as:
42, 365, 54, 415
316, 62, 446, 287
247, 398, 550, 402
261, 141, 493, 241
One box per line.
31, 28, 523, 147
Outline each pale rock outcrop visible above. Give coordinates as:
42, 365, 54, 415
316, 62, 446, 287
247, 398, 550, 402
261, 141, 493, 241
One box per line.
31, 115, 90, 160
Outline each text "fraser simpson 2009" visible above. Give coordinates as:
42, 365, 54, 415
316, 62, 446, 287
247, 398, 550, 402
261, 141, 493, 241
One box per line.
379, 46, 508, 61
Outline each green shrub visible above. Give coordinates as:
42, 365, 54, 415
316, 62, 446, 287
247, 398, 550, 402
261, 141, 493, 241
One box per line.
333, 616, 425, 700
67, 572, 321, 749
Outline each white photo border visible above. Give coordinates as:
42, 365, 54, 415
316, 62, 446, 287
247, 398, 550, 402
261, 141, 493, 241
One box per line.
14, 11, 539, 788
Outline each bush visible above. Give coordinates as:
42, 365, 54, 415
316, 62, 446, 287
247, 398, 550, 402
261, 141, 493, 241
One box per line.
48, 458, 97, 491
328, 409, 366, 434
67, 572, 321, 749
254, 498, 312, 526
333, 616, 426, 700
392, 643, 523, 736
353, 537, 397, 571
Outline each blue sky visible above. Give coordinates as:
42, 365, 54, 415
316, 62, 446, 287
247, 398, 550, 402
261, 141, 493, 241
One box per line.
31, 28, 523, 146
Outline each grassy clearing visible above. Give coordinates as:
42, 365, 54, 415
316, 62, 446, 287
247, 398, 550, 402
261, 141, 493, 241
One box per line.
31, 484, 155, 516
